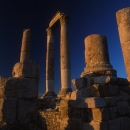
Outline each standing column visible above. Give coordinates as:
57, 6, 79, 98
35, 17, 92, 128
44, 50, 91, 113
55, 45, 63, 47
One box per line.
116, 7, 130, 81
81, 34, 116, 77
59, 14, 72, 96
20, 29, 30, 63
44, 27, 56, 98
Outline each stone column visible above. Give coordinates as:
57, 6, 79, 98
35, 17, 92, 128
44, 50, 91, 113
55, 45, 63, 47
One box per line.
20, 29, 30, 63
44, 27, 56, 98
59, 14, 72, 96
116, 7, 130, 81
81, 34, 116, 77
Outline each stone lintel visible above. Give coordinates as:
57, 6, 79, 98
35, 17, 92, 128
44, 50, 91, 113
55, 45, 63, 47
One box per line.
49, 11, 61, 28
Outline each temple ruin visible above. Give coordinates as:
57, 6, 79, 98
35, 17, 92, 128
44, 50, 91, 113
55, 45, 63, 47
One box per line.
1, 7, 130, 130
41, 12, 72, 99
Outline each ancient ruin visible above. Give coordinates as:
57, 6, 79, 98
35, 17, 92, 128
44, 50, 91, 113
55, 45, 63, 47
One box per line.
1, 7, 130, 130
41, 12, 72, 99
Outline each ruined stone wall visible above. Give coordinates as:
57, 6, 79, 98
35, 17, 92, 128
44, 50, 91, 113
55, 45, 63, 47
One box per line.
39, 79, 130, 130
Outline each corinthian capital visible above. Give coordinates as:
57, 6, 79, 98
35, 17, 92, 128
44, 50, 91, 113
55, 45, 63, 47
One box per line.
46, 27, 54, 36
59, 13, 69, 25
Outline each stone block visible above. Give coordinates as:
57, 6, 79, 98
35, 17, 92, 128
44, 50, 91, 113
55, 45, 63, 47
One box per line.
16, 99, 37, 124
120, 85, 130, 93
108, 118, 120, 130
108, 117, 130, 130
104, 97, 117, 107
75, 97, 106, 108
60, 118, 69, 130
12, 60, 40, 79
92, 108, 109, 121
67, 118, 82, 130
66, 90, 76, 100
117, 77, 129, 86
78, 87, 91, 97
109, 107, 117, 119
0, 77, 38, 99
60, 107, 69, 118
108, 85, 119, 96
71, 78, 88, 90
0, 98, 16, 124
119, 90, 129, 96
60, 100, 69, 108
116, 101, 130, 116
82, 121, 108, 130
69, 87, 91, 100
93, 76, 117, 84
120, 117, 130, 130
91, 84, 110, 97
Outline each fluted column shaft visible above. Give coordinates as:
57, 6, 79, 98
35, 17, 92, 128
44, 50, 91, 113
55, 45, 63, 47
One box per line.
59, 14, 71, 93
116, 7, 130, 81
46, 28, 54, 92
20, 29, 30, 63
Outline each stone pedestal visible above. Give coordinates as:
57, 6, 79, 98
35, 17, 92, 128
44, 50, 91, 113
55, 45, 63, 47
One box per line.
116, 7, 130, 81
81, 34, 116, 77
58, 14, 72, 97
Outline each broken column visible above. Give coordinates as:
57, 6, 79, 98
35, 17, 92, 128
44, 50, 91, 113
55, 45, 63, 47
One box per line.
12, 29, 39, 78
116, 7, 130, 81
20, 29, 30, 63
81, 34, 116, 77
42, 27, 56, 98
0, 29, 40, 129
59, 14, 72, 96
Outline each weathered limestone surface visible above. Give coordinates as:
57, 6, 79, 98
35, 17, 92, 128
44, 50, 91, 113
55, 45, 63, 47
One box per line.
46, 28, 54, 92
74, 97, 107, 108
20, 29, 30, 63
93, 76, 117, 84
0, 77, 38, 99
0, 99, 37, 125
59, 13, 72, 96
0, 98, 16, 124
92, 108, 109, 121
116, 7, 130, 81
65, 88, 91, 100
81, 34, 116, 77
49, 11, 61, 28
12, 60, 39, 79
43, 27, 57, 98
71, 78, 87, 90
108, 117, 130, 130
17, 99, 37, 124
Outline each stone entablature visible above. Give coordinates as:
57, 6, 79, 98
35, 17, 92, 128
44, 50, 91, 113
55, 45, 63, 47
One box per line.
49, 11, 61, 28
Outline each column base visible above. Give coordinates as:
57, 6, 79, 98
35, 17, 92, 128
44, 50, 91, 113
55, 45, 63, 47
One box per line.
40, 92, 57, 99
57, 88, 72, 98
81, 68, 117, 77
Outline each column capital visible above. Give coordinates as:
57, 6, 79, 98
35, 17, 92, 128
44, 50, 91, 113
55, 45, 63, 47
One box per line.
46, 27, 54, 36
59, 13, 69, 25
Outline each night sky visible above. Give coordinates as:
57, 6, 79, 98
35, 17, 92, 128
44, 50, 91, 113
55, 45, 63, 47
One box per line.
0, 0, 130, 96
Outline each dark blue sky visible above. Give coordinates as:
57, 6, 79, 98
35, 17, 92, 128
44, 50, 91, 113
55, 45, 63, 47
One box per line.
0, 0, 130, 96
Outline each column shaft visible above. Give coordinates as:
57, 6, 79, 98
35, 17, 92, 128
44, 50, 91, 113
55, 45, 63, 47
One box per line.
46, 28, 54, 93
116, 7, 130, 81
20, 29, 30, 63
60, 14, 71, 94
81, 34, 116, 77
